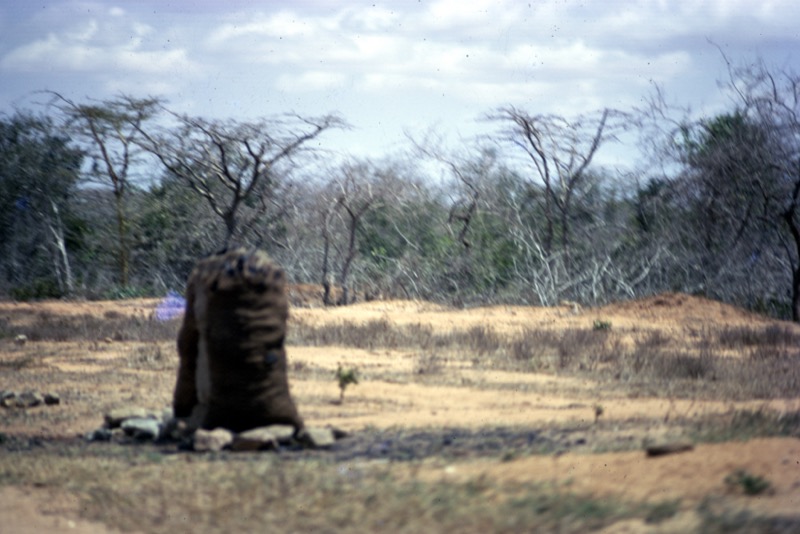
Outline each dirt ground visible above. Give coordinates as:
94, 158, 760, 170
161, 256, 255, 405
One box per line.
1, 292, 799, 533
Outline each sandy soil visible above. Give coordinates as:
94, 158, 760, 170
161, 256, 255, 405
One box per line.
1, 292, 799, 533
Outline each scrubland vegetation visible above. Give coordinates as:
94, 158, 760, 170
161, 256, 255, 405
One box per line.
3, 57, 800, 324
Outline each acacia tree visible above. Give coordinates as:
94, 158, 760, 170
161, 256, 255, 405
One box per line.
490, 107, 617, 263
139, 111, 345, 249
329, 160, 385, 305
49, 93, 161, 288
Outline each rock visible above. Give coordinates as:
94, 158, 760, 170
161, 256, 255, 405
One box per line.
231, 427, 280, 452
0, 390, 61, 409
85, 428, 113, 442
297, 427, 336, 448
17, 391, 44, 408
645, 441, 694, 457
331, 427, 349, 440
0, 391, 17, 408
268, 425, 298, 445
104, 406, 149, 428
193, 428, 234, 452
161, 416, 191, 441
121, 418, 161, 441
161, 407, 174, 422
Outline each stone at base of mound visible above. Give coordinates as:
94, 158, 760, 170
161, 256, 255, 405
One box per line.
89, 406, 344, 452
297, 427, 336, 448
193, 428, 235, 452
206, 426, 336, 452
121, 418, 162, 441
104, 407, 151, 428
231, 425, 296, 451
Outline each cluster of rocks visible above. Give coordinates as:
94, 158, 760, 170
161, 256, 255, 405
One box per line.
1, 390, 60, 408
85, 406, 344, 453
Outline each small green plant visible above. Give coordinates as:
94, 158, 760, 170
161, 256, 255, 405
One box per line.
593, 404, 604, 424
593, 319, 612, 331
724, 469, 772, 496
335, 364, 359, 404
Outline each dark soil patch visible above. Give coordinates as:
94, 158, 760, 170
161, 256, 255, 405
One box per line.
0, 426, 576, 463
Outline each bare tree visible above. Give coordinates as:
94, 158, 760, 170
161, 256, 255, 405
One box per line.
330, 161, 385, 304
49, 93, 161, 287
139, 111, 345, 249
319, 192, 339, 306
490, 107, 618, 263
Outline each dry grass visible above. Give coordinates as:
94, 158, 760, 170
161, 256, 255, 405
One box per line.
9, 311, 181, 343
288, 317, 800, 400
2, 426, 798, 534
14, 308, 796, 402
0, 446, 689, 534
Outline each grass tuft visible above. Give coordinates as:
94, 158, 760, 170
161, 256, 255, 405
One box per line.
724, 469, 772, 496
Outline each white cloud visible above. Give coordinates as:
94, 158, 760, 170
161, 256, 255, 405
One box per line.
345, 6, 398, 32
209, 10, 319, 46
1, 11, 199, 80
65, 19, 98, 42
276, 70, 347, 92
422, 0, 520, 33
1, 0, 798, 163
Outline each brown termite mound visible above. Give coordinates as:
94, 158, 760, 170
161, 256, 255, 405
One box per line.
173, 247, 304, 434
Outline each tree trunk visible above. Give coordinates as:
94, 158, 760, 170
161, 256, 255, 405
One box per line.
48, 201, 73, 295
783, 209, 800, 322
791, 265, 800, 323
338, 213, 359, 306
783, 178, 800, 322
321, 215, 333, 306
222, 210, 238, 248
113, 191, 129, 287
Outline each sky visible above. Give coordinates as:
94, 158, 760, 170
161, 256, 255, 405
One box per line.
1, 0, 799, 171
